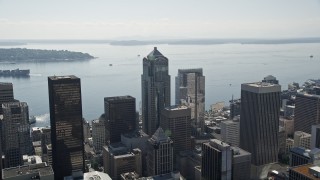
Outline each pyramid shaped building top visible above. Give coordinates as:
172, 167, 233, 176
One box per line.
150, 127, 170, 143
147, 47, 165, 61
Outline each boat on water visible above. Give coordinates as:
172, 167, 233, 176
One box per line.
0, 68, 30, 77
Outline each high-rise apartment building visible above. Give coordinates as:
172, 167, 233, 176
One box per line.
146, 127, 173, 176
92, 119, 106, 152
220, 118, 240, 147
141, 47, 171, 135
104, 95, 136, 144
175, 69, 205, 130
0, 82, 14, 115
161, 105, 191, 157
240, 82, 280, 179
48, 75, 84, 179
295, 93, 320, 134
201, 139, 233, 180
2, 102, 32, 168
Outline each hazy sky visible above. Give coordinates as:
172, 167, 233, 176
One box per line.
1, 0, 320, 39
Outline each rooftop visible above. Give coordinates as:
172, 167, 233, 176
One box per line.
231, 146, 251, 157
48, 75, 78, 80
165, 105, 189, 111
290, 147, 310, 158
122, 130, 149, 138
178, 68, 203, 75
291, 164, 320, 180
209, 139, 231, 149
0, 82, 13, 86
2, 163, 54, 178
295, 131, 311, 137
84, 171, 112, 180
297, 92, 320, 99
104, 95, 135, 101
241, 82, 281, 93
146, 47, 165, 61
150, 127, 171, 143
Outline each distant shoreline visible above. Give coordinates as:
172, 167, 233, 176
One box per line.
2, 37, 320, 46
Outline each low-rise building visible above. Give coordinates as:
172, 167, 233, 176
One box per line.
289, 164, 320, 180
294, 131, 311, 149
121, 171, 185, 180
2, 162, 54, 180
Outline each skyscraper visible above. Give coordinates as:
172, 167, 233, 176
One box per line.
92, 119, 106, 152
2, 101, 32, 168
141, 47, 171, 135
146, 127, 173, 176
0, 82, 14, 115
175, 69, 205, 131
48, 75, 84, 179
160, 105, 191, 156
294, 93, 320, 134
104, 95, 136, 144
240, 82, 280, 179
201, 139, 233, 180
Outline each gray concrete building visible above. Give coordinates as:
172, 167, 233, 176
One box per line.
176, 150, 202, 180
231, 147, 251, 180
279, 117, 294, 136
175, 68, 205, 131
103, 143, 142, 180
2, 102, 32, 168
295, 93, 320, 134
294, 131, 311, 149
92, 119, 105, 152
220, 119, 240, 147
146, 127, 173, 176
121, 130, 149, 176
160, 106, 191, 157
141, 47, 171, 136
240, 82, 281, 179
202, 139, 232, 180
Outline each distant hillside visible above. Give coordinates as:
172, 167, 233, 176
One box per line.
0, 48, 94, 62
0, 42, 26, 46
108, 37, 320, 46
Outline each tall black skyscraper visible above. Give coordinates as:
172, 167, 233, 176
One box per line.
141, 47, 171, 136
48, 75, 84, 179
104, 95, 136, 144
240, 82, 280, 179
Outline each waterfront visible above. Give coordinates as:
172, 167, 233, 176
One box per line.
0, 43, 319, 126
